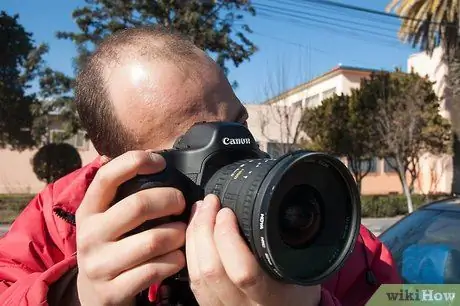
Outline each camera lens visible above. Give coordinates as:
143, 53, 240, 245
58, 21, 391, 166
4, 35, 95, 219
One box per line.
278, 185, 322, 249
204, 151, 361, 286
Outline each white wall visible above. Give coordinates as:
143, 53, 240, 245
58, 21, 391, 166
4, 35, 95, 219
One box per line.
407, 47, 450, 119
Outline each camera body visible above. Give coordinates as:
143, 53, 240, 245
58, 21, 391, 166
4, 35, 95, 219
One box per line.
116, 121, 269, 230
116, 121, 361, 289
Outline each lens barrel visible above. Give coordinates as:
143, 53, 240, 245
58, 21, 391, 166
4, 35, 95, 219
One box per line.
204, 151, 361, 286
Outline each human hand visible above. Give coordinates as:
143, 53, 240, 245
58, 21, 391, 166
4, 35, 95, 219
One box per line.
75, 151, 187, 306
186, 194, 322, 306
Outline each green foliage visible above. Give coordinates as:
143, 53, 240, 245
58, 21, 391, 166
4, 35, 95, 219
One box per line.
0, 11, 48, 150
361, 70, 451, 188
360, 194, 450, 218
386, 0, 459, 59
301, 69, 451, 201
386, 0, 460, 194
34, 69, 81, 142
0, 11, 78, 150
0, 194, 35, 224
301, 92, 379, 193
32, 143, 82, 184
56, 0, 257, 84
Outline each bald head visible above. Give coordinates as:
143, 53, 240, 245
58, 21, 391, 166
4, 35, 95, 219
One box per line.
75, 26, 247, 157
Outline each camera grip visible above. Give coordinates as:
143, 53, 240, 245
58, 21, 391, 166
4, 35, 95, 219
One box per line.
115, 170, 178, 237
115, 167, 201, 237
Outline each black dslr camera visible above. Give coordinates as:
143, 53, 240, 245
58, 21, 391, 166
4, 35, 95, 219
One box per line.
116, 121, 361, 295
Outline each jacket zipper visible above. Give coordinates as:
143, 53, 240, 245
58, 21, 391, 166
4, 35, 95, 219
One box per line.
53, 207, 76, 226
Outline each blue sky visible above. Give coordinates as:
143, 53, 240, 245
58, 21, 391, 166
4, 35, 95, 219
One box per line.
3, 0, 417, 103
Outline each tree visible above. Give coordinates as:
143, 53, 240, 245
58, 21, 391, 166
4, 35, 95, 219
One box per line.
32, 69, 81, 145
257, 103, 304, 156
0, 11, 48, 150
32, 143, 82, 184
360, 70, 451, 213
56, 0, 257, 85
301, 91, 379, 194
256, 56, 310, 156
386, 0, 460, 194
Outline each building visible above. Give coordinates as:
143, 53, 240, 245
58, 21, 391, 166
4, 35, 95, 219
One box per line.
406, 47, 453, 194
407, 47, 451, 120
0, 60, 452, 195
245, 64, 453, 195
0, 133, 98, 194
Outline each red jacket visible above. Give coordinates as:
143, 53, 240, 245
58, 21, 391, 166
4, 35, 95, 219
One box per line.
0, 158, 401, 305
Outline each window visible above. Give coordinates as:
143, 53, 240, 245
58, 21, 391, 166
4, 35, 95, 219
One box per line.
305, 94, 320, 107
322, 88, 336, 100
49, 129, 88, 150
384, 157, 397, 173
74, 131, 88, 149
347, 157, 378, 173
380, 208, 460, 284
50, 129, 66, 143
293, 100, 303, 109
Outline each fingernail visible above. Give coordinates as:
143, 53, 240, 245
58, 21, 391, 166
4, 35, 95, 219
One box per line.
148, 152, 165, 164
204, 193, 216, 201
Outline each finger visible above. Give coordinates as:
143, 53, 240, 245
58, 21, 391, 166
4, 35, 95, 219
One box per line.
82, 222, 186, 280
98, 187, 185, 240
186, 201, 217, 305
110, 250, 185, 303
214, 207, 270, 304
77, 151, 166, 220
185, 202, 200, 283
190, 195, 245, 305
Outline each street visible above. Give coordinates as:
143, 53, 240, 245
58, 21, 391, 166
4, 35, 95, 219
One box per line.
361, 216, 403, 237
0, 217, 402, 238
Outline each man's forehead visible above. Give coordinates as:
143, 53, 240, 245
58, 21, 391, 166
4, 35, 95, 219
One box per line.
106, 55, 241, 129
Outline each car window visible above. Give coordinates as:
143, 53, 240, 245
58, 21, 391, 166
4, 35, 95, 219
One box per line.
380, 209, 460, 283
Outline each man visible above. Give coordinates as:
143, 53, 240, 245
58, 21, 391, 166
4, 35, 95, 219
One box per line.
0, 27, 400, 306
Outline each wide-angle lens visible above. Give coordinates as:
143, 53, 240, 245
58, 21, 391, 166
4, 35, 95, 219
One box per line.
204, 151, 361, 286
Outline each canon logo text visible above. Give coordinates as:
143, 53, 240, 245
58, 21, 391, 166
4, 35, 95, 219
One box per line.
222, 137, 251, 145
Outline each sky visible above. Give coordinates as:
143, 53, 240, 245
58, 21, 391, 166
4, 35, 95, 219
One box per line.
3, 0, 418, 104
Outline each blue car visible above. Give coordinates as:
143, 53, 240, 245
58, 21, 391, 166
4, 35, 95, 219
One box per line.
379, 197, 460, 284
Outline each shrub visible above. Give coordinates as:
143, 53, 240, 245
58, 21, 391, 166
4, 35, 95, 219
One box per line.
32, 143, 82, 183
360, 193, 450, 218
0, 194, 35, 223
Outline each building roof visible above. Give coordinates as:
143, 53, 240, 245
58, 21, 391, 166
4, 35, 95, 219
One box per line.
264, 65, 381, 104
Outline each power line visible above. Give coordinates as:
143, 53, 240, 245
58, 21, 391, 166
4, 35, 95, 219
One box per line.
255, 3, 399, 35
256, 11, 407, 50
254, 5, 405, 47
255, 2, 440, 39
251, 31, 384, 68
273, 0, 401, 27
296, 0, 457, 27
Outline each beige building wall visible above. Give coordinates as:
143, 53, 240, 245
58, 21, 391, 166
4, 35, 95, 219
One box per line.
407, 47, 450, 119
406, 47, 453, 194
246, 65, 452, 195
0, 142, 98, 194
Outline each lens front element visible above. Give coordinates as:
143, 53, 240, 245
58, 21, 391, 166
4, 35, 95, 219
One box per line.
205, 151, 361, 286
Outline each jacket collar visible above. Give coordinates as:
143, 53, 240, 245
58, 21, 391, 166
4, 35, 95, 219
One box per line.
52, 156, 104, 214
